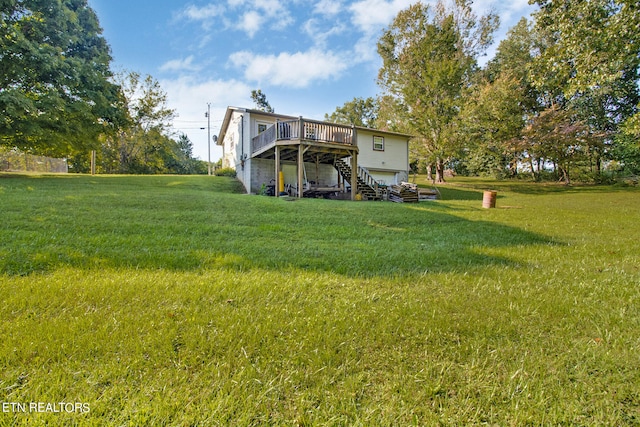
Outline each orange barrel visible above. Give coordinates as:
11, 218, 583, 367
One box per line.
482, 190, 497, 208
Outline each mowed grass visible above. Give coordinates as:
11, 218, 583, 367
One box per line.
0, 173, 639, 426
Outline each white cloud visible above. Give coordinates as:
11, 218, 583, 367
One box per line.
227, 0, 294, 36
162, 76, 251, 121
161, 76, 253, 160
159, 56, 201, 73
182, 4, 225, 20
238, 10, 264, 38
254, 0, 286, 10
178, 4, 225, 26
349, 0, 414, 35
177, 0, 293, 37
229, 48, 350, 88
352, 34, 379, 63
314, 0, 343, 16
302, 18, 348, 48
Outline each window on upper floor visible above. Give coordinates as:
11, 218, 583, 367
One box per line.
257, 122, 270, 134
373, 136, 385, 151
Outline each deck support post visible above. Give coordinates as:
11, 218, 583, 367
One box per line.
275, 144, 280, 197
351, 151, 358, 201
297, 144, 304, 199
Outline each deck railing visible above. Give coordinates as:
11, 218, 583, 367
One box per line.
251, 124, 277, 154
252, 118, 355, 154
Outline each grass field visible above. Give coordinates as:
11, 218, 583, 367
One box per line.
1, 173, 639, 426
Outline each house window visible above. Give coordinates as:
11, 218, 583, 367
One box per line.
257, 122, 270, 134
373, 136, 385, 151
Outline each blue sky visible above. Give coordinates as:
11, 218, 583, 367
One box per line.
87, 0, 537, 162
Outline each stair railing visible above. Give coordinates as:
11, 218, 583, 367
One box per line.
335, 158, 381, 199
357, 165, 377, 189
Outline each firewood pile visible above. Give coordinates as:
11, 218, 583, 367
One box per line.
418, 188, 439, 201
388, 183, 419, 203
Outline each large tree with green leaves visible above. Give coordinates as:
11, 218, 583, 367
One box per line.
457, 74, 526, 177
531, 0, 639, 98
0, 0, 125, 156
100, 71, 175, 174
324, 97, 379, 128
457, 18, 541, 178
484, 18, 541, 115
377, 0, 498, 182
530, 0, 640, 175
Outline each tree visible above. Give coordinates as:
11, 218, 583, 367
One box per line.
102, 71, 176, 173
167, 133, 203, 174
530, 0, 640, 176
457, 74, 526, 177
250, 89, 274, 113
615, 111, 640, 174
484, 18, 541, 115
454, 18, 544, 178
68, 71, 206, 175
324, 97, 379, 128
531, 0, 640, 98
0, 0, 125, 156
622, 111, 640, 138
377, 0, 498, 182
567, 77, 638, 175
522, 105, 593, 184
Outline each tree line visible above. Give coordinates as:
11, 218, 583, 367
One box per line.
326, 0, 640, 184
0, 0, 206, 174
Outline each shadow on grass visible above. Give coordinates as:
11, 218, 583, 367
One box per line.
424, 176, 639, 197
432, 186, 483, 201
1, 177, 556, 278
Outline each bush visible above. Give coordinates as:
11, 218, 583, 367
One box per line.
615, 175, 639, 187
214, 167, 237, 177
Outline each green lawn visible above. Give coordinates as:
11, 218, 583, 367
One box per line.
1, 173, 639, 425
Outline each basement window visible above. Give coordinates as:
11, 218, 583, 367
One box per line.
373, 136, 385, 151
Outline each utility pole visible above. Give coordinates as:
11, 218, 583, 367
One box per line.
206, 103, 211, 176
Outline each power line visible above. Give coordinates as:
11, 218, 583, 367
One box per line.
174, 119, 223, 123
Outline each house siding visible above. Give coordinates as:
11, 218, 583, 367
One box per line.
222, 111, 252, 193
356, 129, 409, 185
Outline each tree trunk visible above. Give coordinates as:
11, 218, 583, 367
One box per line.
509, 156, 518, 177
435, 158, 445, 183
529, 157, 536, 180
426, 162, 433, 182
560, 164, 570, 185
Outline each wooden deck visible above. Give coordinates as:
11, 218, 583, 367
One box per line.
251, 118, 358, 164
250, 118, 360, 199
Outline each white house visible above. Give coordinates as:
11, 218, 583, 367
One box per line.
217, 106, 411, 200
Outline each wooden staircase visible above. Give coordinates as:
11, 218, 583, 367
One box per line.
334, 159, 381, 200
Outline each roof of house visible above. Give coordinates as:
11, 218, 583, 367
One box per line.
216, 106, 413, 145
